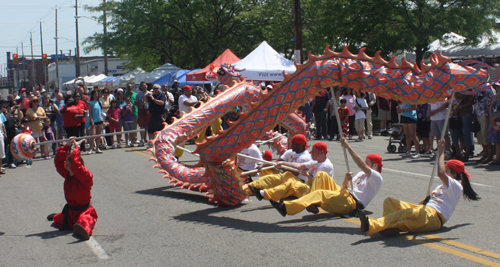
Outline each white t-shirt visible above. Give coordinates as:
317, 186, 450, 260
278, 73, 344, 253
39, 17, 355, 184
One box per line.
429, 100, 448, 121
164, 92, 174, 111
178, 94, 198, 116
280, 149, 312, 181
349, 169, 383, 208
355, 98, 368, 120
303, 158, 334, 178
238, 144, 262, 171
427, 175, 463, 222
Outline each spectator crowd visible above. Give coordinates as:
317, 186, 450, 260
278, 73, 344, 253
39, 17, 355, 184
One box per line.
1, 78, 500, 178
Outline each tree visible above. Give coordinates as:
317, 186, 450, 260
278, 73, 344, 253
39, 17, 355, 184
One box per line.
328, 0, 500, 66
84, 0, 265, 71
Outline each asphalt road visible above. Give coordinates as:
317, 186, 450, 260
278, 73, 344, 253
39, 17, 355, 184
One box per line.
1, 135, 500, 267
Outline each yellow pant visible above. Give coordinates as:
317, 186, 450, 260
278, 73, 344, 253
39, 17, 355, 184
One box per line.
174, 143, 184, 158
283, 172, 356, 215
366, 197, 444, 235
263, 171, 336, 201
246, 171, 295, 195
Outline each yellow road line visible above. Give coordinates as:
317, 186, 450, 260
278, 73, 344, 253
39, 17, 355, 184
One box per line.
124, 148, 153, 158
319, 209, 500, 266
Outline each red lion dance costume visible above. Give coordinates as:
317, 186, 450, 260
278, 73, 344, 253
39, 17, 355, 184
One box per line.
49, 144, 98, 240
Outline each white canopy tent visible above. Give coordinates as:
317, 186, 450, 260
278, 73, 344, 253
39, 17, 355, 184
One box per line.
85, 74, 108, 86
402, 31, 500, 62
142, 63, 181, 84
113, 68, 147, 88
232, 41, 296, 81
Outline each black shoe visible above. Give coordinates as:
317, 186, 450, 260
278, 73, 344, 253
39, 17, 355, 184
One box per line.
306, 205, 319, 214
248, 185, 263, 201
359, 210, 369, 233
73, 223, 90, 240
47, 213, 57, 221
270, 200, 287, 217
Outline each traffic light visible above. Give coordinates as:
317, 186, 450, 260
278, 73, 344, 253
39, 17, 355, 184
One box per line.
13, 54, 19, 65
42, 54, 48, 65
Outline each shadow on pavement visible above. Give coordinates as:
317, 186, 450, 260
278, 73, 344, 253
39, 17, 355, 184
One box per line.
136, 186, 212, 205
172, 207, 360, 235
350, 223, 469, 247
25, 229, 72, 239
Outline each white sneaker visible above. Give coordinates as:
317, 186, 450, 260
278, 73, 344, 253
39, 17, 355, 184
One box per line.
117, 143, 122, 148
411, 153, 421, 159
401, 152, 410, 158
87, 149, 93, 155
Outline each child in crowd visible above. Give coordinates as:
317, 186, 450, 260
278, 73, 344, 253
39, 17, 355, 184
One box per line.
338, 98, 350, 139
122, 97, 135, 147
107, 100, 121, 149
42, 118, 54, 160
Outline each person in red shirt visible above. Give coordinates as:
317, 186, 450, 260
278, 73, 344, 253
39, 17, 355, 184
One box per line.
47, 136, 98, 240
60, 95, 84, 138
74, 92, 89, 152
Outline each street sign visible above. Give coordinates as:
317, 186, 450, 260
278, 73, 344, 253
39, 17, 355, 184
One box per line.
50, 54, 66, 60
109, 70, 117, 73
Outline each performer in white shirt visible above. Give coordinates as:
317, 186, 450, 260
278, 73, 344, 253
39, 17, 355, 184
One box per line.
242, 134, 312, 195
270, 138, 383, 217
358, 142, 479, 236
248, 142, 333, 202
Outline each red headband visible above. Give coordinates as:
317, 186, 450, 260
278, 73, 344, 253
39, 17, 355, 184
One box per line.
313, 142, 328, 154
263, 150, 273, 161
446, 159, 471, 180
366, 154, 383, 172
292, 134, 308, 147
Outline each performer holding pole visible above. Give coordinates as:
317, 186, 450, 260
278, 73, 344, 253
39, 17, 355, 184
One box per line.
359, 141, 479, 236
270, 138, 383, 217
241, 134, 312, 195
46, 136, 98, 240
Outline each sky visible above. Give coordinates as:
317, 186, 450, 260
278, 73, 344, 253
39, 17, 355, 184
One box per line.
0, 0, 104, 77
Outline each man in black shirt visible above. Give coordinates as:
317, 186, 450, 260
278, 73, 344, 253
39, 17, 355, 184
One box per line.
146, 84, 166, 142
311, 89, 330, 140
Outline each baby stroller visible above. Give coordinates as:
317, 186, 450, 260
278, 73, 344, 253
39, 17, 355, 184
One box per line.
386, 124, 407, 153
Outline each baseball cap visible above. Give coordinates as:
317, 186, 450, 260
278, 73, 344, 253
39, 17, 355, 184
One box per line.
19, 88, 27, 92
183, 85, 192, 90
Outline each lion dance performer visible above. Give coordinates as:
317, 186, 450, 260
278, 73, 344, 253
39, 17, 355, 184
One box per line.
47, 137, 98, 240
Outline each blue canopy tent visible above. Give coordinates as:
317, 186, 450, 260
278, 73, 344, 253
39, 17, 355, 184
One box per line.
152, 70, 178, 86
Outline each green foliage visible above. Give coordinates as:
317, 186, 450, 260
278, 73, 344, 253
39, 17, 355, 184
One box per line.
84, 0, 500, 71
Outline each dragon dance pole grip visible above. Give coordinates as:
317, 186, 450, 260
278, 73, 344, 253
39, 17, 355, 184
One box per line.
425, 92, 456, 202
36, 129, 146, 146
176, 145, 200, 157
255, 133, 286, 144
329, 87, 351, 173
236, 153, 301, 173
241, 166, 276, 176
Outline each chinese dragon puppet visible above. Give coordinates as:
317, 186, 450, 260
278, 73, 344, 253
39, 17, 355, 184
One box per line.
150, 46, 498, 206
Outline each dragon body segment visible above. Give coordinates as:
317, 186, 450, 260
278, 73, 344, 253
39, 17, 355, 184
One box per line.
154, 46, 495, 206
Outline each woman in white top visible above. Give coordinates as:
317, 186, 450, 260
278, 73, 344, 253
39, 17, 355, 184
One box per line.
359, 141, 479, 236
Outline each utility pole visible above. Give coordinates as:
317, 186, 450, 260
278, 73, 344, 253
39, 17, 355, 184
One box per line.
75, 0, 81, 77
55, 8, 60, 89
40, 21, 47, 89
103, 0, 109, 76
15, 47, 19, 88
293, 0, 303, 64
30, 31, 36, 90
21, 42, 26, 88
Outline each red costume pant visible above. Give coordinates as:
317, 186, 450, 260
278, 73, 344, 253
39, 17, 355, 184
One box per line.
53, 204, 98, 236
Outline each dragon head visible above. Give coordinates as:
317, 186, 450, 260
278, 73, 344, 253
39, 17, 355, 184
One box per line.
206, 63, 245, 86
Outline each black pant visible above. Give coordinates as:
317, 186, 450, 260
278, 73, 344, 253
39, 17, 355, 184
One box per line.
64, 126, 80, 139
6, 132, 15, 164
329, 116, 339, 139
78, 123, 86, 151
314, 111, 328, 139
349, 115, 356, 136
